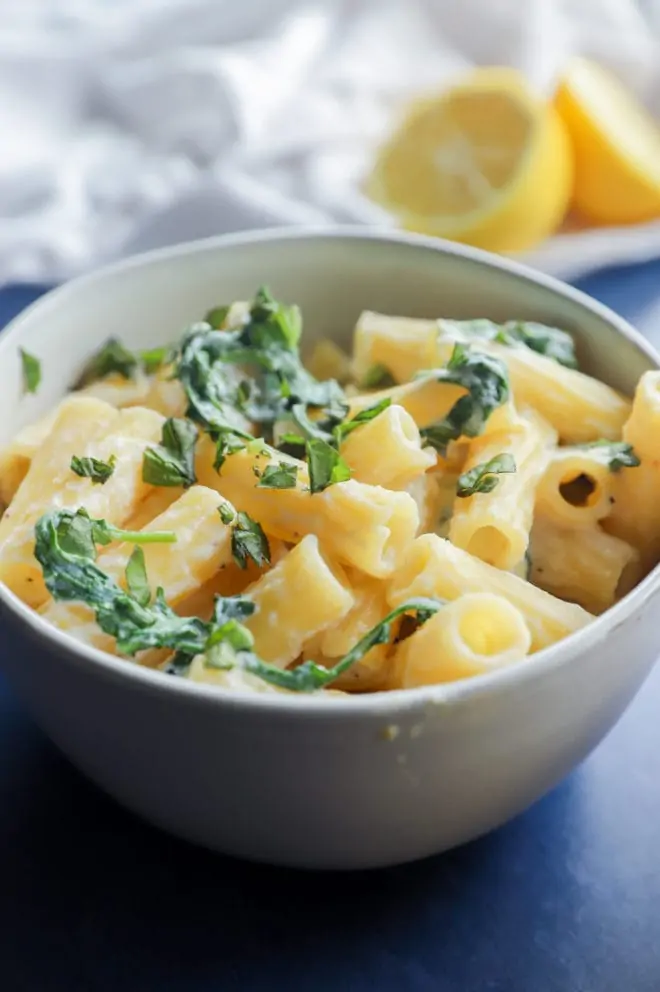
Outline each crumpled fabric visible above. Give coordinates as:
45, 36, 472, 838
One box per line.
1, 0, 659, 284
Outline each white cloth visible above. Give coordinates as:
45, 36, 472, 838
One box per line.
1, 0, 660, 285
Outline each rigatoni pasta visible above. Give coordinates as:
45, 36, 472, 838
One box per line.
0, 287, 652, 696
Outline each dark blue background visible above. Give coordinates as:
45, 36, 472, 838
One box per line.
2, 265, 660, 992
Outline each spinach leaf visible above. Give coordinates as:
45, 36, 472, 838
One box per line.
359, 364, 396, 389
204, 304, 232, 329
235, 598, 442, 692
576, 439, 641, 472
217, 502, 236, 525
456, 453, 517, 497
70, 454, 116, 485
256, 462, 299, 489
306, 438, 351, 494
125, 546, 151, 606
419, 344, 510, 453
334, 398, 392, 443
231, 511, 270, 570
76, 338, 139, 385
143, 418, 198, 488
20, 349, 41, 394
439, 318, 578, 369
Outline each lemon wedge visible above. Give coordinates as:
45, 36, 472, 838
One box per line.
366, 67, 573, 253
555, 57, 660, 225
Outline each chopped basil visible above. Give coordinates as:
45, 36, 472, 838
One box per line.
359, 364, 396, 389
419, 344, 510, 453
125, 546, 151, 607
335, 398, 392, 443
456, 453, 517, 498
576, 440, 641, 472
140, 346, 174, 375
76, 338, 138, 386
256, 462, 299, 490
204, 304, 232, 329
218, 502, 236, 525
236, 598, 442, 692
20, 349, 41, 394
231, 511, 270, 570
70, 454, 116, 485
36, 506, 444, 693
143, 418, 198, 488
306, 438, 351, 494
440, 318, 578, 369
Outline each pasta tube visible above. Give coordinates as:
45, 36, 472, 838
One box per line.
390, 593, 531, 688
41, 486, 237, 655
449, 413, 556, 570
607, 371, 660, 562
352, 312, 630, 443
388, 533, 593, 651
302, 573, 393, 692
529, 519, 641, 615
196, 438, 419, 578
535, 448, 615, 529
340, 405, 435, 489
0, 401, 164, 607
244, 534, 354, 667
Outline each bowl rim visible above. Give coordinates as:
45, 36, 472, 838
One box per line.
1, 224, 659, 720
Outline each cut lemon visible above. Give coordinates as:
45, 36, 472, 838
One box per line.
366, 67, 573, 253
555, 57, 660, 225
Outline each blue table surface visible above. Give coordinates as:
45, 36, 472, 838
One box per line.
3, 263, 660, 992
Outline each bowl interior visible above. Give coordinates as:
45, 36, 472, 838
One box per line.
0, 229, 656, 447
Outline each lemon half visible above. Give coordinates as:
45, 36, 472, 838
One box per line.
555, 57, 660, 225
366, 67, 573, 253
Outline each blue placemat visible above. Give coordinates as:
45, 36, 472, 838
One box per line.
2, 263, 660, 992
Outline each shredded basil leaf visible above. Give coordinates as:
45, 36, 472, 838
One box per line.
359, 364, 396, 389
306, 438, 351, 494
204, 304, 232, 329
576, 440, 641, 472
439, 318, 578, 369
140, 346, 174, 375
218, 502, 236, 525
334, 398, 392, 443
143, 418, 198, 488
419, 344, 510, 453
20, 349, 41, 394
256, 462, 299, 490
70, 454, 116, 485
456, 453, 517, 497
76, 338, 139, 386
125, 546, 151, 607
231, 511, 270, 570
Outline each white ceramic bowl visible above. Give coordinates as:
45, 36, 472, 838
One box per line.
1, 229, 659, 870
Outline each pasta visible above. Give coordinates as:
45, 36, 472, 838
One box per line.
0, 287, 652, 697
529, 518, 641, 615
390, 593, 532, 688
353, 311, 630, 442
449, 410, 557, 570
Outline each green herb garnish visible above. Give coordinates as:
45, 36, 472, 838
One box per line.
143, 418, 198, 488
204, 304, 232, 329
77, 338, 139, 386
441, 318, 578, 369
419, 344, 509, 453
20, 349, 41, 394
36, 506, 442, 692
335, 398, 392, 443
359, 364, 396, 389
306, 438, 351, 494
231, 511, 270, 570
256, 462, 299, 490
456, 453, 516, 498
218, 502, 236, 525
576, 440, 641, 472
70, 454, 116, 485
139, 346, 174, 375
125, 546, 151, 607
